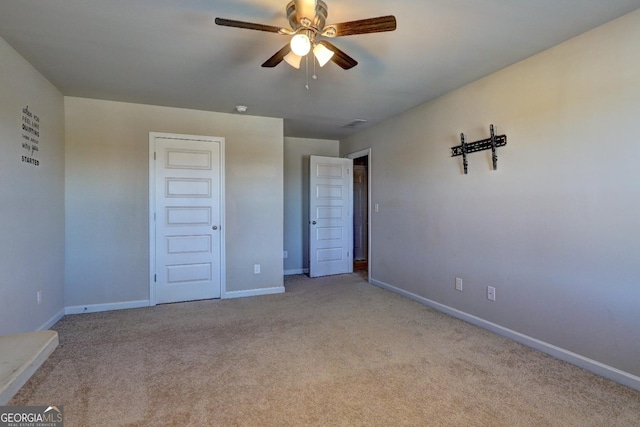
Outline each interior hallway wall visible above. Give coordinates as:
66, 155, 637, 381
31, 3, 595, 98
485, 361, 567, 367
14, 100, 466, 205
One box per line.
341, 10, 640, 380
284, 137, 339, 274
65, 97, 284, 308
0, 37, 65, 334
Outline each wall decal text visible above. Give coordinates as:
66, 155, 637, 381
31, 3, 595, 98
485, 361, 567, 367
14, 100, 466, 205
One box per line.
21, 106, 41, 166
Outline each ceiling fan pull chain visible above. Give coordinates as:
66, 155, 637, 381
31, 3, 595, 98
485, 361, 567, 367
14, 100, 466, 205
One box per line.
305, 54, 310, 90
312, 54, 318, 80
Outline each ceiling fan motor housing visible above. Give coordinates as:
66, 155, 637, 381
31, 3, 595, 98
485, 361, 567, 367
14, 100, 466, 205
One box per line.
286, 0, 328, 34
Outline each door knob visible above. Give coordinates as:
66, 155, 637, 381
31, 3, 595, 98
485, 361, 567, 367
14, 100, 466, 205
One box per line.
311, 221, 317, 225
212, 225, 218, 230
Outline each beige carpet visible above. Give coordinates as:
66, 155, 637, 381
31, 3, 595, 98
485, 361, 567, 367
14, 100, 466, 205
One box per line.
11, 274, 640, 426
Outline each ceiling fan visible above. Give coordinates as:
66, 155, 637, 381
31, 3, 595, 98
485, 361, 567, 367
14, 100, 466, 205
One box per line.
215, 0, 396, 70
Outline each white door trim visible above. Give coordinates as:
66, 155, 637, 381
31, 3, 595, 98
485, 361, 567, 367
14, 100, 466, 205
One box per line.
148, 132, 226, 306
346, 148, 372, 283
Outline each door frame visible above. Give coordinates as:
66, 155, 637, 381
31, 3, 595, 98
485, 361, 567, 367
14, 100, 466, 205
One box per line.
148, 132, 226, 306
346, 148, 372, 283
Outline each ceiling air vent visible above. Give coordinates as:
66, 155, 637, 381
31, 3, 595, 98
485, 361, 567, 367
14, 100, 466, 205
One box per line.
341, 119, 368, 128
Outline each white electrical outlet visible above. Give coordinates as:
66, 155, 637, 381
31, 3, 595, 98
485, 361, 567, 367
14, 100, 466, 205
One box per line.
254, 264, 261, 274
455, 278, 463, 292
283, 251, 288, 259
37, 290, 42, 305
487, 286, 496, 301
375, 203, 379, 213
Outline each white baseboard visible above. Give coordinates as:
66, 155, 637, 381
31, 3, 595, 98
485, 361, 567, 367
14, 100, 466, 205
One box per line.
38, 309, 65, 331
65, 300, 150, 315
284, 269, 309, 276
370, 278, 640, 392
64, 286, 287, 314
223, 286, 285, 299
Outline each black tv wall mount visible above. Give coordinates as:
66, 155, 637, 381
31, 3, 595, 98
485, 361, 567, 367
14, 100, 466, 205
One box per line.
451, 124, 507, 174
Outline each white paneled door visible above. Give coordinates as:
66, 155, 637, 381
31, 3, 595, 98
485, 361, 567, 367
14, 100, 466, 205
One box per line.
309, 156, 353, 278
150, 133, 224, 304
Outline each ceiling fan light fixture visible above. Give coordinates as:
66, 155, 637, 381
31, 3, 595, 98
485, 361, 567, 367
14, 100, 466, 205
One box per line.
290, 33, 311, 56
313, 43, 334, 67
283, 51, 302, 69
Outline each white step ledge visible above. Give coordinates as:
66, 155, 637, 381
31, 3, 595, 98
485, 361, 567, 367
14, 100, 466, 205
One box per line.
0, 330, 59, 405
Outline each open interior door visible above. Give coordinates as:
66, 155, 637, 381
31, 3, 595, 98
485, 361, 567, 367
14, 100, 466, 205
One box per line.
309, 155, 353, 278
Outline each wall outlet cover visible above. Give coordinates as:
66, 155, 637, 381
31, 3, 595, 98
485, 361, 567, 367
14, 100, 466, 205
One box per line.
487, 286, 496, 301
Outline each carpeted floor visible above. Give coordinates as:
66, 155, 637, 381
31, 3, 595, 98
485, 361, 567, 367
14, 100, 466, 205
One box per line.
11, 274, 640, 426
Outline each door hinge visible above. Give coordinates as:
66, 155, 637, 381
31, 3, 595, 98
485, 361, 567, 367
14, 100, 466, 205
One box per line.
154, 274, 157, 282
154, 152, 156, 160
154, 212, 156, 221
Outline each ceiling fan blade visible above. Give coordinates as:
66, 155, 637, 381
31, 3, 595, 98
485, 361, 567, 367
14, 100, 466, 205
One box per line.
215, 17, 283, 33
262, 44, 292, 68
324, 15, 397, 37
317, 41, 358, 70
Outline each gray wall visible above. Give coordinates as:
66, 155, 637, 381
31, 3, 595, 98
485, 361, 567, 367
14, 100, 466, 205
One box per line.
341, 11, 640, 378
65, 97, 284, 307
284, 137, 339, 274
0, 37, 65, 334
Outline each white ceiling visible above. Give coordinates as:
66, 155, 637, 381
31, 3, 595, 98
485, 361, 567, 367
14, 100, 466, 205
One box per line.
1, 0, 639, 139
